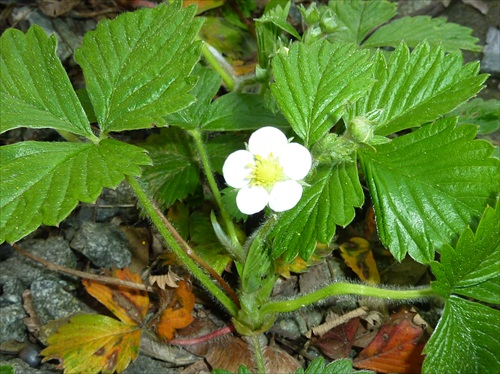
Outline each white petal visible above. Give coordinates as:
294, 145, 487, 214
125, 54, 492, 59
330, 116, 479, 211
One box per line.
268, 180, 303, 212
248, 127, 288, 157
223, 150, 254, 188
236, 186, 269, 215
279, 142, 312, 180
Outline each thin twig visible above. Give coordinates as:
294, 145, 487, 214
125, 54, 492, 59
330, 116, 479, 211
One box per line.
13, 243, 153, 292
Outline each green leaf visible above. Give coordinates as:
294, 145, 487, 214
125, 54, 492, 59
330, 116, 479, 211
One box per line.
271, 40, 373, 146
326, 0, 397, 45
0, 26, 94, 140
189, 211, 231, 275
449, 98, 500, 135
347, 42, 487, 136
164, 65, 222, 129
202, 93, 289, 131
300, 357, 372, 374
363, 16, 481, 52
75, 2, 203, 134
0, 139, 150, 243
431, 205, 500, 304
140, 128, 199, 209
206, 133, 247, 174
271, 159, 364, 262
423, 296, 500, 374
359, 118, 500, 263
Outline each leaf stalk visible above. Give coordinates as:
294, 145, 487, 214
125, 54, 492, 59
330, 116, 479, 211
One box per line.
260, 282, 436, 316
126, 175, 239, 316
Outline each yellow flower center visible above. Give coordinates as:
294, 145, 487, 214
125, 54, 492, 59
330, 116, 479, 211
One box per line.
250, 154, 283, 188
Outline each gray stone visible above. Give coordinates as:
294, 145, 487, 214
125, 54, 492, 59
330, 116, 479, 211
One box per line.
0, 358, 51, 374
30, 280, 93, 325
481, 27, 500, 76
0, 237, 77, 287
124, 354, 178, 374
71, 222, 132, 268
0, 279, 24, 307
0, 304, 27, 343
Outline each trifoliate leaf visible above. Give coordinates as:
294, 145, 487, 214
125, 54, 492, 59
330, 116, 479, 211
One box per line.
326, 0, 396, 45
359, 118, 500, 263
0, 139, 150, 244
164, 65, 222, 129
75, 2, 203, 134
271, 40, 373, 146
346, 42, 487, 136
202, 93, 289, 131
0, 26, 94, 140
431, 205, 500, 304
41, 314, 141, 374
363, 16, 481, 52
271, 159, 364, 262
140, 127, 199, 209
422, 296, 500, 374
449, 98, 500, 135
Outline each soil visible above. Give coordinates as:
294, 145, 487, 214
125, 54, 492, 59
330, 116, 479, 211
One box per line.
0, 0, 498, 373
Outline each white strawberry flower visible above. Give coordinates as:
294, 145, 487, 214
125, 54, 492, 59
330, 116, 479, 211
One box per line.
222, 126, 312, 215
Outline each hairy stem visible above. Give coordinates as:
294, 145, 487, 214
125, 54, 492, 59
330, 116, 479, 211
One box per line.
260, 282, 436, 316
188, 129, 245, 262
126, 175, 239, 317
201, 42, 237, 91
247, 334, 267, 374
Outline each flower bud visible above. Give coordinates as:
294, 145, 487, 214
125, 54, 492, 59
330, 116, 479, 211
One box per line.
346, 116, 375, 144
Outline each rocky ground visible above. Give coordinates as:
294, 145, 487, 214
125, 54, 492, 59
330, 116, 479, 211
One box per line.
0, 0, 498, 373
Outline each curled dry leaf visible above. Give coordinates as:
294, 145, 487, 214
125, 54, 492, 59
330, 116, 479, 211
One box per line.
353, 308, 427, 374
83, 268, 149, 326
156, 281, 195, 341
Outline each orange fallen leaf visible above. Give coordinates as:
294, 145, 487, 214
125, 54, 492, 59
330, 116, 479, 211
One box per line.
156, 280, 195, 341
339, 237, 380, 283
353, 308, 426, 374
41, 314, 141, 374
83, 268, 149, 325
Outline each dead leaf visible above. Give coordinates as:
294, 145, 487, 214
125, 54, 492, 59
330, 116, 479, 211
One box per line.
339, 237, 380, 283
462, 0, 489, 14
155, 281, 195, 341
41, 314, 141, 374
205, 335, 301, 373
312, 317, 360, 360
39, 0, 80, 17
353, 308, 427, 374
83, 268, 149, 326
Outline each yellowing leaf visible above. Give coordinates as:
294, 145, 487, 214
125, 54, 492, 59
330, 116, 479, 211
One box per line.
156, 281, 195, 341
339, 237, 380, 283
41, 314, 141, 374
83, 268, 149, 326
183, 0, 225, 14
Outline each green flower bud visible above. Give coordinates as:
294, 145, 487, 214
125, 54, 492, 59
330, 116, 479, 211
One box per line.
347, 116, 375, 144
299, 3, 320, 26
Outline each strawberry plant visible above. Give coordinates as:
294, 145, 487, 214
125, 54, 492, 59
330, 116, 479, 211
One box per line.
1, 1, 498, 373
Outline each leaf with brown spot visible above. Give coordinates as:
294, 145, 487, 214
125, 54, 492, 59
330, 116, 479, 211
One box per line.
155, 281, 195, 341
41, 314, 141, 374
339, 237, 380, 283
83, 268, 149, 325
353, 308, 427, 374
312, 318, 360, 360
